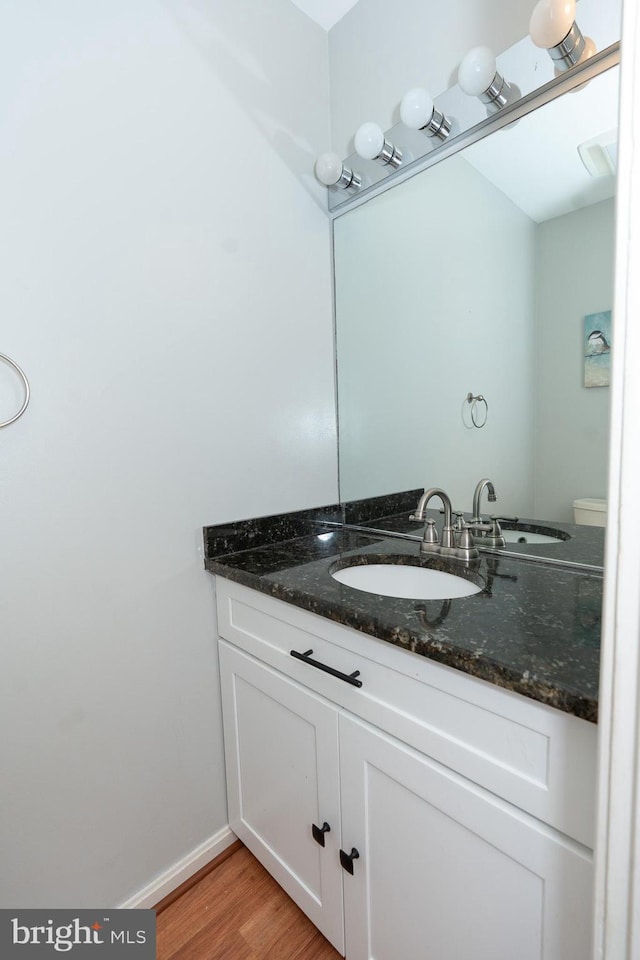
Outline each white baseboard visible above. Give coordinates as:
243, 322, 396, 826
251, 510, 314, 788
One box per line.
118, 826, 238, 909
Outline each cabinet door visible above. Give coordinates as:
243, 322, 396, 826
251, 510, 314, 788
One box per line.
219, 640, 344, 953
339, 714, 593, 960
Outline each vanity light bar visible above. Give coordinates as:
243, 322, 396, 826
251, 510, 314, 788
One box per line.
316, 11, 610, 205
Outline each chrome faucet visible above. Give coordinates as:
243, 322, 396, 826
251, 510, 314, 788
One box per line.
470, 478, 510, 547
410, 487, 478, 561
411, 487, 455, 547
472, 478, 497, 523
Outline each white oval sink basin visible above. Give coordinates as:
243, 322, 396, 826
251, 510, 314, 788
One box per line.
501, 529, 564, 544
331, 563, 482, 600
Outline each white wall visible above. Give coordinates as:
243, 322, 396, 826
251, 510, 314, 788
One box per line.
0, 0, 336, 908
328, 0, 536, 157
335, 154, 536, 516
534, 199, 615, 521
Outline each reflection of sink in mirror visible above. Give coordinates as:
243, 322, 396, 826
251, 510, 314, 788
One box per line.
331, 562, 482, 600
500, 526, 569, 545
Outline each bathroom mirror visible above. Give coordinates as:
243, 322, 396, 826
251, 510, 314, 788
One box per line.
334, 62, 618, 523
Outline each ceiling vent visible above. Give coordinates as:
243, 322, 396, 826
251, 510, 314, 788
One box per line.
578, 129, 618, 177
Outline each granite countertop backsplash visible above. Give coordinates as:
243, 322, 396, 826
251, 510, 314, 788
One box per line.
204, 491, 604, 723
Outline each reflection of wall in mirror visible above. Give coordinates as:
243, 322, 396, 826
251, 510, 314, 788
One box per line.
335, 174, 614, 524
334, 154, 537, 518
534, 200, 613, 521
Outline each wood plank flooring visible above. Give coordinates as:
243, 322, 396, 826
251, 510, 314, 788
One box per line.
156, 845, 343, 960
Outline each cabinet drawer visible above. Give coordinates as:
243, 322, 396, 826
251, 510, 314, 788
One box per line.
215, 578, 597, 847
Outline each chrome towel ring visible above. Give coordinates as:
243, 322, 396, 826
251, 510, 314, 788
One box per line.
464, 391, 488, 429
0, 352, 30, 428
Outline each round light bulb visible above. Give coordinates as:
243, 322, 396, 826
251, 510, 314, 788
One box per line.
400, 88, 434, 130
315, 152, 343, 186
458, 47, 497, 97
354, 122, 384, 161
529, 0, 576, 49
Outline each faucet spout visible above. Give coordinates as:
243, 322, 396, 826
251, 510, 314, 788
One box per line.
472, 478, 497, 522
412, 487, 455, 548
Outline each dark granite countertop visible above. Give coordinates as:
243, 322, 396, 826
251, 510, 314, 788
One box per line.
204, 496, 602, 723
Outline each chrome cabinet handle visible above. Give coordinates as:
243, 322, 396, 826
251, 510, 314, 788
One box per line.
290, 648, 363, 688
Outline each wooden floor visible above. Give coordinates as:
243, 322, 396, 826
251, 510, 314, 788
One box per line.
156, 845, 343, 960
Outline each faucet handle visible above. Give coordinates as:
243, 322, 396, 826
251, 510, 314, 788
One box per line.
422, 519, 439, 544
475, 516, 508, 547
452, 511, 465, 531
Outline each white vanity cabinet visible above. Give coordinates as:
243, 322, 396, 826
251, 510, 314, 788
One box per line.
216, 578, 597, 960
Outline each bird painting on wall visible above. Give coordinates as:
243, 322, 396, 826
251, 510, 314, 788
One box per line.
584, 310, 612, 387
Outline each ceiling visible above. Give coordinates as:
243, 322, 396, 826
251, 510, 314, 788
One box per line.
288, 0, 360, 31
